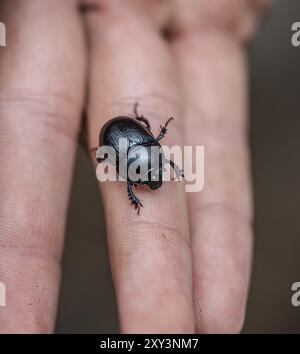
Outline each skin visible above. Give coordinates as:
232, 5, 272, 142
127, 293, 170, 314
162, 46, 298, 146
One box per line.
0, 0, 271, 333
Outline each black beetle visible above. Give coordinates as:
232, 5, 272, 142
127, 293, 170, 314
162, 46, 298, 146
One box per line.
96, 103, 184, 214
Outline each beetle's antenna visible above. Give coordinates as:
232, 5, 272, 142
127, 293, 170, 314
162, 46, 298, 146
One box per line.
156, 117, 175, 142
133, 102, 139, 117
165, 117, 174, 127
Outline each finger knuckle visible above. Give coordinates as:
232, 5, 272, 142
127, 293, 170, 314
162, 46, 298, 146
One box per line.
171, 0, 271, 42
0, 91, 80, 142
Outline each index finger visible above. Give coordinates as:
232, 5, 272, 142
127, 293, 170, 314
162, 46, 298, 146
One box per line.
84, 6, 194, 333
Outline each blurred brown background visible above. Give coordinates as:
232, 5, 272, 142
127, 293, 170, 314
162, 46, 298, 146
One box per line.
55, 0, 300, 333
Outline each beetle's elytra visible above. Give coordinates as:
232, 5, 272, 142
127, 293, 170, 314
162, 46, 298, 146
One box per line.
96, 103, 184, 214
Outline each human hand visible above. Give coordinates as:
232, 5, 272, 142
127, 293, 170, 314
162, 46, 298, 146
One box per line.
0, 0, 270, 333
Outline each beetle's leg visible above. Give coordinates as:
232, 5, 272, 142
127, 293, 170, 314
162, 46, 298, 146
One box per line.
97, 156, 107, 163
133, 102, 151, 131
156, 117, 174, 142
166, 159, 184, 181
127, 182, 143, 214
96, 152, 108, 164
